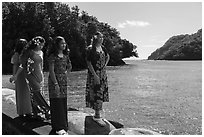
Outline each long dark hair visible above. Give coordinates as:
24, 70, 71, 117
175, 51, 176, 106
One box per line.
14, 39, 28, 54
47, 36, 69, 57
91, 31, 103, 53
20, 36, 45, 60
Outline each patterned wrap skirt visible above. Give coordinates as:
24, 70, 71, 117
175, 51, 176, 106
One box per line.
85, 67, 109, 111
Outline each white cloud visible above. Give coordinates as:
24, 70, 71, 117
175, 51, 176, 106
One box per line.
117, 20, 150, 28
117, 22, 126, 28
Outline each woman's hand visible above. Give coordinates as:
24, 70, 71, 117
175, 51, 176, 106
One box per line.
55, 84, 60, 93
94, 75, 100, 85
67, 63, 72, 72
9, 75, 17, 83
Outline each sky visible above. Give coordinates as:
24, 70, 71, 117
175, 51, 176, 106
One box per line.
67, 1, 202, 59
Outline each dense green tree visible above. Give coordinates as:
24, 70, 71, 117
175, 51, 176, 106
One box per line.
2, 2, 53, 73
2, 2, 138, 74
148, 29, 202, 60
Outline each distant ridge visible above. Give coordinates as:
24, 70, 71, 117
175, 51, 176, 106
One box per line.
148, 29, 202, 60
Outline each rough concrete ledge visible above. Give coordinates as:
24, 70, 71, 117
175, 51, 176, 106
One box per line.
109, 127, 162, 135
2, 88, 162, 135
2, 113, 38, 135
2, 112, 124, 135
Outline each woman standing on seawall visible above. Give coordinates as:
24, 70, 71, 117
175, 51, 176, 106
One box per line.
9, 39, 32, 117
47, 36, 72, 135
85, 31, 110, 126
10, 36, 50, 119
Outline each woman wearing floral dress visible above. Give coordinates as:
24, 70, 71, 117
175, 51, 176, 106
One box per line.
48, 36, 72, 135
85, 31, 110, 126
10, 36, 50, 119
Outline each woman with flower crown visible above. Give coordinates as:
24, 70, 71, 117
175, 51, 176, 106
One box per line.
10, 36, 50, 120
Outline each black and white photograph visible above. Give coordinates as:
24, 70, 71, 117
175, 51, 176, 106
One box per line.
1, 0, 202, 135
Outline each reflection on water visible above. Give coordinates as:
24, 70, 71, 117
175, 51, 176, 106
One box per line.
66, 60, 201, 135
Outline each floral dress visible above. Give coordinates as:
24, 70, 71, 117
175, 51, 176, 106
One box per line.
48, 53, 71, 132
21, 50, 50, 115
48, 54, 71, 98
85, 46, 109, 110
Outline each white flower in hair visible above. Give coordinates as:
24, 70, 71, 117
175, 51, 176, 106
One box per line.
34, 39, 41, 46
94, 35, 97, 39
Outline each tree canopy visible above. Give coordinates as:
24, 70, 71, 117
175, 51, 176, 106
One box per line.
2, 2, 138, 74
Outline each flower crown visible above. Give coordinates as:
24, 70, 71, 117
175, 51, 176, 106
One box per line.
93, 35, 98, 39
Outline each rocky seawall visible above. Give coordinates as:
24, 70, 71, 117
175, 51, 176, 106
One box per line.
2, 88, 161, 135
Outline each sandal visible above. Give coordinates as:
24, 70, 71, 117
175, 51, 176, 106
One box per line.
92, 116, 106, 127
24, 114, 34, 119
18, 115, 24, 118
56, 129, 68, 135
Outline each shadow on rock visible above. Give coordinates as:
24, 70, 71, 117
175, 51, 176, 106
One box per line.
13, 116, 51, 130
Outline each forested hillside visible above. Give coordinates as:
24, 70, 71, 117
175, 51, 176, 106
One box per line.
148, 29, 202, 60
2, 2, 138, 74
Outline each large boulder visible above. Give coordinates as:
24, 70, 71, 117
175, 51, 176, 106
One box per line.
2, 88, 16, 105
2, 88, 162, 135
2, 88, 117, 135
109, 128, 162, 135
68, 111, 116, 135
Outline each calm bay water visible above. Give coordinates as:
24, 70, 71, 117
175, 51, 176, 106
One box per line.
3, 60, 201, 134
66, 60, 202, 135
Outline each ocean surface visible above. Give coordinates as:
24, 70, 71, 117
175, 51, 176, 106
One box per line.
3, 60, 201, 134
67, 60, 202, 135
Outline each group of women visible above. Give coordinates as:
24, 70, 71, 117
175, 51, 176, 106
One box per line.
9, 31, 110, 135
